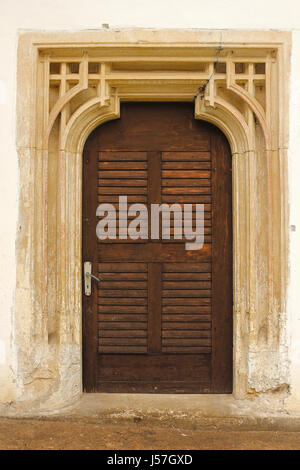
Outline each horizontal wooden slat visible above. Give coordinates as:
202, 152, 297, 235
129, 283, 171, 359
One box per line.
162, 195, 211, 204
98, 238, 148, 244
97, 272, 147, 280
100, 330, 147, 338
163, 272, 211, 280
98, 305, 147, 313
162, 298, 211, 306
99, 162, 147, 169
164, 225, 211, 234
163, 281, 211, 289
98, 170, 147, 179
98, 298, 147, 305
164, 212, 211, 219
99, 337, 147, 345
162, 305, 211, 313
162, 230, 211, 239
99, 151, 147, 161
162, 238, 212, 245
99, 346, 147, 353
162, 315, 211, 322
99, 230, 147, 237
98, 314, 147, 321
162, 178, 211, 187
98, 179, 147, 187
159, 203, 211, 211
98, 281, 148, 289
162, 346, 211, 353
100, 322, 147, 329
163, 322, 211, 330
162, 187, 211, 194
98, 187, 148, 194
162, 219, 211, 226
98, 289, 148, 297
163, 338, 211, 346
162, 170, 211, 178
99, 206, 209, 215
162, 162, 211, 170
163, 290, 211, 297
162, 152, 211, 161
162, 330, 211, 338
98, 195, 147, 203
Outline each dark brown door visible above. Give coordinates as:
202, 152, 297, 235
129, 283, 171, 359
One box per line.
83, 102, 232, 393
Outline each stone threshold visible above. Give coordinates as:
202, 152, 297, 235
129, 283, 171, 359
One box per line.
1, 393, 300, 431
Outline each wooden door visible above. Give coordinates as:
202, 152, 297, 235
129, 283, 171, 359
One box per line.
83, 102, 232, 393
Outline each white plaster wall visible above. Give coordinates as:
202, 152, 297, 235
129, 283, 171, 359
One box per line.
1, 0, 300, 409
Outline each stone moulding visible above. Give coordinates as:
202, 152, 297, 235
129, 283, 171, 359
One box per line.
15, 30, 291, 408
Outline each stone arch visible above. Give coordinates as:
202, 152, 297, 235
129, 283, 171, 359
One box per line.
62, 94, 120, 154
45, 94, 272, 405
56, 94, 253, 400
60, 92, 253, 158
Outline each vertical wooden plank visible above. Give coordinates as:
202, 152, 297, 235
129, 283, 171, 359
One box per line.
211, 127, 233, 393
148, 151, 161, 203
82, 135, 99, 392
148, 263, 162, 353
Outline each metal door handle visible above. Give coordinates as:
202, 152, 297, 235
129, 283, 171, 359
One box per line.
86, 272, 100, 282
84, 261, 100, 296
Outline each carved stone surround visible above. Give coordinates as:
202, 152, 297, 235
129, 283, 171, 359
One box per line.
16, 30, 291, 406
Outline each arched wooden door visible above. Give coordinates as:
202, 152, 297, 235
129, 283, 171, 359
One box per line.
82, 102, 232, 393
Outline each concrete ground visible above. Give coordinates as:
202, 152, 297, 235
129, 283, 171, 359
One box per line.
1, 394, 300, 449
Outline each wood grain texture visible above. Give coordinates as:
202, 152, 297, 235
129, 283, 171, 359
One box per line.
210, 128, 233, 393
82, 102, 232, 393
82, 146, 99, 392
